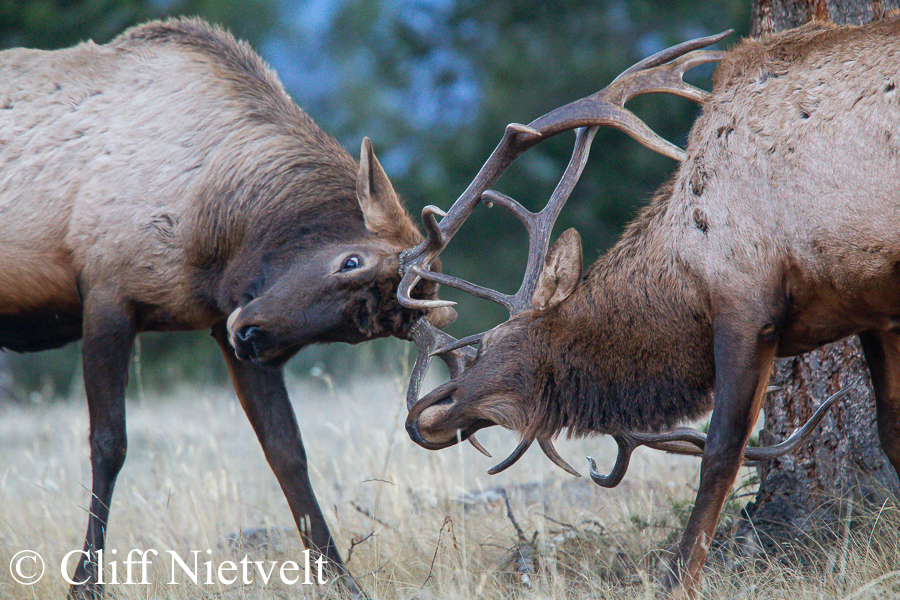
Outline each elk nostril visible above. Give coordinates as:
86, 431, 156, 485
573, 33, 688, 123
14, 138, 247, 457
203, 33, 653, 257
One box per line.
236, 325, 261, 343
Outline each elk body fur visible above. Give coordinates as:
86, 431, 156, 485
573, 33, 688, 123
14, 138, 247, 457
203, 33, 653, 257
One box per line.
0, 18, 450, 599
407, 19, 900, 599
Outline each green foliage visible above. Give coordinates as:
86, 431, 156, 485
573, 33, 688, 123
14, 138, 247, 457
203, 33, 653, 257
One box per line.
0, 0, 145, 48
0, 0, 277, 50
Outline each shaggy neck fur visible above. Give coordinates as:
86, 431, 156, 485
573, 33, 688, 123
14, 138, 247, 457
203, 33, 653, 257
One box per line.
526, 185, 717, 439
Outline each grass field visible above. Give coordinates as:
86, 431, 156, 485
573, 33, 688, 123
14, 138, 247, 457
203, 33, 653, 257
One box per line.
2, 369, 900, 599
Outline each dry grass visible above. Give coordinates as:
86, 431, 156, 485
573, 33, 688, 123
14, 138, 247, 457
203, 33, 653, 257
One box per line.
2, 371, 900, 599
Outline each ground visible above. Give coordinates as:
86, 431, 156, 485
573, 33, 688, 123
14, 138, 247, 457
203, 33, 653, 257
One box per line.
1, 371, 899, 599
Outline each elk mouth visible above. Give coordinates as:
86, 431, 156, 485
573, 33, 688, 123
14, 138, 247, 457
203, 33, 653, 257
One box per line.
235, 338, 305, 366
405, 418, 493, 450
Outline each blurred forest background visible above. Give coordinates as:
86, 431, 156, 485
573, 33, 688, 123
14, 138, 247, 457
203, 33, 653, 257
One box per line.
0, 0, 749, 398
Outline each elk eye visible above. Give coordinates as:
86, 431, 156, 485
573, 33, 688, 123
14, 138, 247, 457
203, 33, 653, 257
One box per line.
340, 255, 362, 272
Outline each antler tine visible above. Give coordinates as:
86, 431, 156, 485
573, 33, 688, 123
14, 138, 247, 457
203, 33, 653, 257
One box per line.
529, 48, 725, 163
619, 29, 731, 76
487, 438, 533, 475
405, 318, 491, 458
744, 384, 853, 461
430, 332, 485, 357
397, 121, 547, 310
538, 438, 581, 477
480, 190, 536, 231
512, 126, 598, 313
406, 318, 474, 411
411, 265, 515, 312
421, 205, 448, 248
614, 49, 727, 104
588, 434, 637, 488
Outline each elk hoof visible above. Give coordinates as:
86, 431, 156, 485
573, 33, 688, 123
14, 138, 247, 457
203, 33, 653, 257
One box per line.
654, 549, 694, 600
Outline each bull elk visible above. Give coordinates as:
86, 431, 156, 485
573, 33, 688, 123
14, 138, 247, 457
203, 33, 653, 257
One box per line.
399, 19, 900, 599
0, 17, 453, 599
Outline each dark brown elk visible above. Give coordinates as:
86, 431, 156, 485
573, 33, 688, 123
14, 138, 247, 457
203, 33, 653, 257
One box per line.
399, 19, 900, 600
0, 17, 452, 599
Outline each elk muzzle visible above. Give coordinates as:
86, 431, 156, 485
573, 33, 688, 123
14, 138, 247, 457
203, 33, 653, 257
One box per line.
227, 306, 280, 362
405, 381, 496, 450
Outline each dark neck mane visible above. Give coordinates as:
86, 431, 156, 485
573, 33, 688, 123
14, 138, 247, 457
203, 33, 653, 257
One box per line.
528, 185, 716, 439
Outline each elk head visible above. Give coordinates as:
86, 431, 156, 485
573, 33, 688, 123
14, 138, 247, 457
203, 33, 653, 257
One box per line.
225, 137, 456, 365
406, 229, 584, 467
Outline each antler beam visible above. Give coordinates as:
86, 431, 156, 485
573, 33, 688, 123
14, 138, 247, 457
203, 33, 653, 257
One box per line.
587, 384, 854, 487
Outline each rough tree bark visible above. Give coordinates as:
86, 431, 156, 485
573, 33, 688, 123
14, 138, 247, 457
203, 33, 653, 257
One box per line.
751, 0, 899, 35
734, 0, 900, 556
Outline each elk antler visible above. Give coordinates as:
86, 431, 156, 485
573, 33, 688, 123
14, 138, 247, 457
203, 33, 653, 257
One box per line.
398, 30, 730, 473
398, 31, 730, 312
405, 319, 491, 457
587, 384, 855, 488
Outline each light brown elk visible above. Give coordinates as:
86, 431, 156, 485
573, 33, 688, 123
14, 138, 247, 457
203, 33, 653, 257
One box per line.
0, 17, 452, 599
399, 19, 900, 599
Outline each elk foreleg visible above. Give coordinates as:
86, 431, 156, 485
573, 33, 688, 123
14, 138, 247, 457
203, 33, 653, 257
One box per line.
212, 324, 365, 599
659, 317, 776, 600
69, 296, 135, 600
858, 329, 900, 479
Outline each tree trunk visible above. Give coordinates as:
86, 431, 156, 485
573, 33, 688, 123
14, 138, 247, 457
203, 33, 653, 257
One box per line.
751, 0, 899, 35
737, 339, 898, 556
736, 0, 900, 556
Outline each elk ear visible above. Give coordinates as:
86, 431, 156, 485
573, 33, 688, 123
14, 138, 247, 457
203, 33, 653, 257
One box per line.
532, 228, 583, 312
357, 137, 405, 234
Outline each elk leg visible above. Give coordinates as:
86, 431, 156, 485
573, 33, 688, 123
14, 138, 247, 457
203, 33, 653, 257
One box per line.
69, 298, 135, 600
660, 320, 776, 600
858, 329, 900, 479
211, 324, 365, 599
